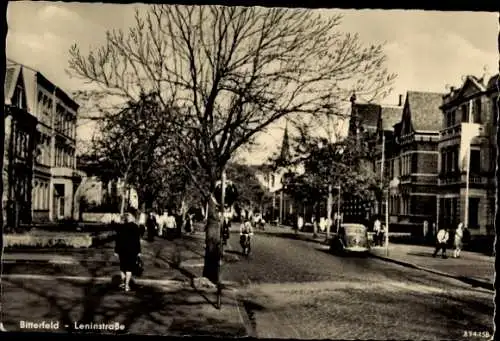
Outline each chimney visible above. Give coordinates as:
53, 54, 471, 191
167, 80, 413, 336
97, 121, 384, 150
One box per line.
398, 94, 403, 106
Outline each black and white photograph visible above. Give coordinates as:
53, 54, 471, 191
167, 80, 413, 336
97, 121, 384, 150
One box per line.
0, 1, 497, 339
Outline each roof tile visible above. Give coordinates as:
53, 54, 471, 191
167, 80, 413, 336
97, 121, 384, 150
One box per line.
407, 91, 444, 131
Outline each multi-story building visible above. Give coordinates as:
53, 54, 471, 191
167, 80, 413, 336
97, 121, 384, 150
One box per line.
3, 59, 80, 226
438, 74, 497, 237
380, 91, 443, 232
3, 63, 38, 229
346, 94, 403, 223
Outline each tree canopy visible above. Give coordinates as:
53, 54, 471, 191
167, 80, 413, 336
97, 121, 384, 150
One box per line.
67, 4, 395, 282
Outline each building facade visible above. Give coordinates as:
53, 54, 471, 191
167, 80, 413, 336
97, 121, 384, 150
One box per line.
3, 60, 80, 226
346, 93, 403, 224
3, 65, 39, 229
438, 74, 497, 237
379, 91, 443, 233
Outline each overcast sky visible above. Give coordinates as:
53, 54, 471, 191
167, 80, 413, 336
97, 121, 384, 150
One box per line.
6, 2, 498, 164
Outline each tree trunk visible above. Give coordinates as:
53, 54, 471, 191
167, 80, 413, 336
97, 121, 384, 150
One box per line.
313, 200, 320, 238
120, 179, 127, 216
202, 196, 221, 284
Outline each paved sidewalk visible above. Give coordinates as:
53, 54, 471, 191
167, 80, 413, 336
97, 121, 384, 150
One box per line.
2, 275, 247, 336
3, 234, 213, 281
370, 244, 495, 290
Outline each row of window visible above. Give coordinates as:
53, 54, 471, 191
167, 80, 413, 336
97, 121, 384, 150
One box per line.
440, 197, 480, 229
36, 134, 51, 166
32, 180, 50, 211
36, 137, 76, 169
55, 146, 76, 168
444, 99, 482, 127
14, 129, 31, 160
38, 93, 76, 139
440, 148, 481, 174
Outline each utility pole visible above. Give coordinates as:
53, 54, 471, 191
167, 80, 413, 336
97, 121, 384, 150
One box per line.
464, 100, 473, 228
326, 183, 333, 239
381, 133, 389, 256
337, 184, 341, 233
279, 189, 284, 225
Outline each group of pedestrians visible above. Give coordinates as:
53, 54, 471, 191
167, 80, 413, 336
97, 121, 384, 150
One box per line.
139, 210, 195, 242
432, 222, 468, 259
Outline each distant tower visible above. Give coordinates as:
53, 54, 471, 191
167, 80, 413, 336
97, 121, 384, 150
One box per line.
277, 120, 291, 168
348, 92, 359, 138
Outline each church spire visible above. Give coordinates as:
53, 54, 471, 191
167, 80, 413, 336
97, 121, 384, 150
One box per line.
278, 120, 290, 167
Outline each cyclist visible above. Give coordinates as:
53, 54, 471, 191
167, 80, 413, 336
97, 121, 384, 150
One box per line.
240, 218, 254, 255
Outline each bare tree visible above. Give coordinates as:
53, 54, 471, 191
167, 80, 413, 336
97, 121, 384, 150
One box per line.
67, 4, 395, 283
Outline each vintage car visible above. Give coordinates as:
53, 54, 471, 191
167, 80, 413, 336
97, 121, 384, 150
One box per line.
329, 223, 370, 255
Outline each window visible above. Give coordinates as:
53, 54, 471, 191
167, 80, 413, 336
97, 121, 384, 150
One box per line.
461, 104, 469, 122
470, 149, 481, 173
493, 98, 498, 126
441, 149, 448, 173
468, 198, 480, 229
446, 112, 451, 127
453, 147, 458, 171
446, 110, 456, 127
411, 154, 418, 173
448, 148, 454, 171
473, 99, 482, 123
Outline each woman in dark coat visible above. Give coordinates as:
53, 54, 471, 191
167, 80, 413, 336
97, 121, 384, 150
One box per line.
114, 213, 142, 292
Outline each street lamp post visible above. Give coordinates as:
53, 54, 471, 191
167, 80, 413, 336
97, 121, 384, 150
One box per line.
216, 169, 226, 310
381, 133, 390, 256
336, 184, 341, 233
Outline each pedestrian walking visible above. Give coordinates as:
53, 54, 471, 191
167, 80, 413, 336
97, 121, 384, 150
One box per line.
185, 213, 193, 233
164, 210, 177, 240
157, 210, 167, 238
319, 217, 327, 233
114, 213, 142, 292
297, 215, 304, 233
432, 226, 449, 258
379, 224, 386, 246
373, 218, 381, 246
138, 211, 147, 238
146, 211, 157, 242
453, 222, 465, 258
423, 220, 429, 242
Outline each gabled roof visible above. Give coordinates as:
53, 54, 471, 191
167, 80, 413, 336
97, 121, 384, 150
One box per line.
353, 103, 380, 130
5, 59, 79, 111
487, 74, 499, 91
407, 91, 444, 132
380, 106, 403, 131
4, 63, 21, 105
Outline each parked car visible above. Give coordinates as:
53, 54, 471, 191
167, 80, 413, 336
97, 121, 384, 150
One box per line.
329, 223, 370, 255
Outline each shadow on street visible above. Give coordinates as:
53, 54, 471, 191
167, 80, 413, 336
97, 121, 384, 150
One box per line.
3, 234, 245, 336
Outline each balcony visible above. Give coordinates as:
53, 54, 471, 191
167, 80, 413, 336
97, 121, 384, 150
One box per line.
51, 167, 79, 179
463, 174, 488, 185
440, 123, 487, 140
439, 171, 489, 186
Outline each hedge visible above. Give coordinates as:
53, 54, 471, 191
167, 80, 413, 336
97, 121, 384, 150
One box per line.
4, 231, 116, 249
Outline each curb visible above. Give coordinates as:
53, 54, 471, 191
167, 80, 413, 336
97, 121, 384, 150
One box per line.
370, 253, 494, 291
2, 258, 118, 265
